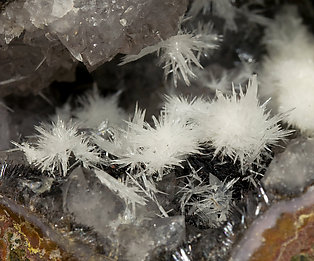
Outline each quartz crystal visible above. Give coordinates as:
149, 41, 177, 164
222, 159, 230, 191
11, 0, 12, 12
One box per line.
262, 137, 314, 195
0, 35, 76, 96
63, 167, 186, 260
0, 0, 187, 95
64, 167, 126, 233
114, 216, 185, 261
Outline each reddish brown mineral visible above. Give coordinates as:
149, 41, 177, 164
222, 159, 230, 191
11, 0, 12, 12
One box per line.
250, 204, 314, 261
0, 204, 75, 261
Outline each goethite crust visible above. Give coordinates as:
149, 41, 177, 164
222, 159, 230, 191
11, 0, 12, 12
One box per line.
0, 203, 73, 261
251, 206, 314, 261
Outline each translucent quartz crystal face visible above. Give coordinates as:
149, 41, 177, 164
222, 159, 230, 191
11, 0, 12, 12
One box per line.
0, 165, 186, 261
0, 0, 188, 68
263, 137, 314, 195
0, 0, 187, 95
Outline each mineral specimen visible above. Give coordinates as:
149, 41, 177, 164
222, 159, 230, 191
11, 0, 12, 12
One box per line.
1, 1, 314, 261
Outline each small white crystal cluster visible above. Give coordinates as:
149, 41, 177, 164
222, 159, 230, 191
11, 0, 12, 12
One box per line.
195, 60, 257, 94
164, 76, 289, 168
12, 90, 148, 217
259, 6, 314, 135
12, 119, 101, 176
52, 87, 128, 129
120, 22, 220, 87
187, 0, 270, 31
178, 165, 238, 227
188, 0, 238, 31
13, 87, 127, 176
72, 88, 128, 130
119, 2, 269, 88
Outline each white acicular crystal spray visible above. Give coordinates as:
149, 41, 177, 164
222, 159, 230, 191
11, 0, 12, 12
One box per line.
162, 76, 290, 168
179, 168, 237, 227
188, 0, 238, 31
164, 95, 210, 126
201, 76, 290, 167
120, 22, 220, 86
73, 87, 128, 129
93, 104, 146, 159
13, 118, 101, 176
260, 6, 314, 134
115, 110, 201, 179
